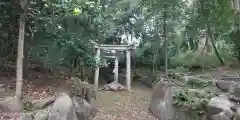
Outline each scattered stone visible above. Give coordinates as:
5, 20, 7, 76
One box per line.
31, 96, 55, 109
48, 92, 77, 120
0, 113, 20, 120
0, 97, 23, 112
101, 81, 126, 91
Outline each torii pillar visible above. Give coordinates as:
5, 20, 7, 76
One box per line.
126, 50, 131, 91
94, 48, 100, 91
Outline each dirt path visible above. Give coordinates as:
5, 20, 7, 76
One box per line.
94, 84, 157, 120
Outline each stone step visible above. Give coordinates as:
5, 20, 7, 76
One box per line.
220, 76, 240, 81
216, 79, 240, 91
0, 84, 5, 93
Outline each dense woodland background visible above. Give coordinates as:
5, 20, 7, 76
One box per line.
1, 0, 240, 99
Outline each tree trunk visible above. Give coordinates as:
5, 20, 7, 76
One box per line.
207, 26, 225, 65
163, 5, 168, 77
201, 30, 209, 54
16, 0, 26, 100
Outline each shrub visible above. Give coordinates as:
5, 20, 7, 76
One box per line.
171, 41, 234, 69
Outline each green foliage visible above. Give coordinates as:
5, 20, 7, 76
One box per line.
173, 88, 214, 120
186, 77, 212, 88
172, 76, 216, 120
171, 40, 234, 69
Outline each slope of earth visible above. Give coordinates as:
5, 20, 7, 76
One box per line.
94, 84, 157, 120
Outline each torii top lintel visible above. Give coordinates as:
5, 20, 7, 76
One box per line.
94, 44, 135, 50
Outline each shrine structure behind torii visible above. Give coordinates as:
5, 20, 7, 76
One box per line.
94, 44, 135, 91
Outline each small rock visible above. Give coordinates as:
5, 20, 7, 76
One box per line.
34, 107, 50, 120
48, 92, 77, 120
0, 97, 23, 112
32, 96, 55, 109
20, 112, 34, 120
228, 83, 240, 97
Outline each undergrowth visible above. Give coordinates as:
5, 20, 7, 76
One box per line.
171, 41, 234, 69
172, 75, 216, 120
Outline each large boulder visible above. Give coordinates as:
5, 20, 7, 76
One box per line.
48, 92, 77, 120
211, 112, 230, 120
149, 81, 175, 120
0, 97, 23, 112
206, 95, 234, 120
215, 80, 234, 91
215, 76, 240, 91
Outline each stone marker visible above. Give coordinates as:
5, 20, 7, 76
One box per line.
48, 92, 77, 120
149, 81, 175, 120
72, 96, 99, 120
72, 97, 91, 120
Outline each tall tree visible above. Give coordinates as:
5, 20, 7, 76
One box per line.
163, 3, 168, 76
16, 0, 26, 100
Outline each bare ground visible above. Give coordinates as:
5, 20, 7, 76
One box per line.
1, 66, 239, 120
94, 84, 157, 120
0, 67, 157, 120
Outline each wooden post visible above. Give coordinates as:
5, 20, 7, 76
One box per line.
94, 48, 100, 91
126, 50, 131, 91
114, 56, 119, 83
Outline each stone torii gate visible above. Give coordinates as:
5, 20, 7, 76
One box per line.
94, 44, 134, 91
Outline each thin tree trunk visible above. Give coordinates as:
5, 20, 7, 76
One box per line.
16, 0, 26, 100
207, 26, 225, 65
201, 30, 209, 54
163, 4, 168, 77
